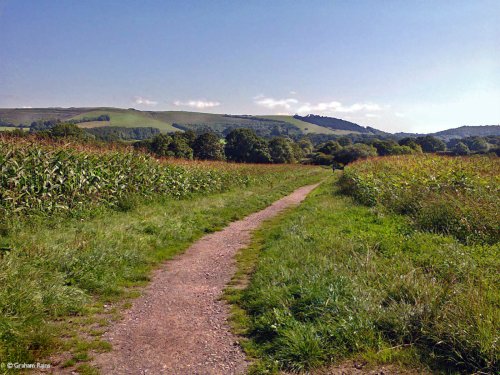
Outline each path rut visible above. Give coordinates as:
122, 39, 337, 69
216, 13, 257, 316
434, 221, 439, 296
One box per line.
92, 183, 319, 374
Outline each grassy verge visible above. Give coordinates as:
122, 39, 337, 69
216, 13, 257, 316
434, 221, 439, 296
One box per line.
228, 176, 498, 374
0, 165, 328, 369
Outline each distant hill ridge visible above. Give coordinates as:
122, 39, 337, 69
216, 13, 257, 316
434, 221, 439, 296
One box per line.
293, 114, 372, 133
434, 125, 500, 137
0, 107, 498, 139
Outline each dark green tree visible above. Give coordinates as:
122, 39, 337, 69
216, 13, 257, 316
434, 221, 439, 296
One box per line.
338, 137, 353, 147
181, 130, 197, 148
225, 129, 271, 163
297, 139, 314, 155
465, 137, 489, 152
333, 143, 377, 165
452, 142, 470, 156
316, 140, 342, 155
416, 136, 446, 153
149, 134, 173, 156
249, 138, 272, 163
291, 142, 305, 161
193, 133, 225, 160
269, 137, 296, 164
166, 137, 193, 159
50, 123, 86, 138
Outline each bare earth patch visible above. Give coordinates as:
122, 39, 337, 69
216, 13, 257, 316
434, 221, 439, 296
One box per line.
90, 184, 319, 374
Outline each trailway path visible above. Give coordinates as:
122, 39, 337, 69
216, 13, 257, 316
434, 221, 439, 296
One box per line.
93, 183, 319, 375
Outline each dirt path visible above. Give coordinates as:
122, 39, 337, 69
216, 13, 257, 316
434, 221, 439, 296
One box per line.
92, 183, 319, 375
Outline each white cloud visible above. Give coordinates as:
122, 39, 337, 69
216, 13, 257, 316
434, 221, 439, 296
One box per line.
289, 90, 297, 95
173, 100, 221, 109
254, 96, 298, 109
255, 95, 383, 115
365, 113, 380, 118
296, 101, 382, 114
395, 112, 406, 118
134, 96, 158, 106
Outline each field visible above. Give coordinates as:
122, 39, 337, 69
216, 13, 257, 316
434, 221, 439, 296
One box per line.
229, 174, 499, 374
1, 135, 498, 373
0, 135, 251, 219
338, 154, 499, 244
70, 108, 179, 132
0, 135, 328, 366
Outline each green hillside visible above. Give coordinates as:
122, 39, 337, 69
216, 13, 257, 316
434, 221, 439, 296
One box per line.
262, 115, 352, 135
0, 108, 88, 125
70, 108, 179, 132
0, 107, 375, 136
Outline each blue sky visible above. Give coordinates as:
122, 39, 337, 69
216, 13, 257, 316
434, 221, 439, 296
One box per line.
0, 0, 499, 133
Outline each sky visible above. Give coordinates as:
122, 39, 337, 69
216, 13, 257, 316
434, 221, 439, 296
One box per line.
0, 0, 499, 133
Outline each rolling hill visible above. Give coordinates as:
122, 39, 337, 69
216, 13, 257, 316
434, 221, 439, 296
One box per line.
1, 107, 498, 139
0, 107, 382, 137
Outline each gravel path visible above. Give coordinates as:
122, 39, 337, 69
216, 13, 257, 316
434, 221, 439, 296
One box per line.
92, 184, 319, 375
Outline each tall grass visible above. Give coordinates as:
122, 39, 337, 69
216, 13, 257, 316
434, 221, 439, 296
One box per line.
235, 179, 498, 373
338, 154, 499, 244
0, 134, 327, 365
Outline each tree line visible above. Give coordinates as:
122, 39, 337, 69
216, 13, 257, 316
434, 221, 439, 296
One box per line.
3, 121, 499, 166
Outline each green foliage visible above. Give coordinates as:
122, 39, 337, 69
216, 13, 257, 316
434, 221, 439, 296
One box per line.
225, 128, 272, 163
416, 135, 446, 153
193, 132, 225, 160
85, 126, 160, 141
452, 142, 470, 156
338, 154, 499, 244
141, 133, 194, 159
371, 140, 416, 156
268, 137, 296, 164
333, 143, 378, 165
50, 123, 87, 139
297, 139, 314, 154
316, 140, 342, 155
465, 136, 489, 152
235, 180, 499, 373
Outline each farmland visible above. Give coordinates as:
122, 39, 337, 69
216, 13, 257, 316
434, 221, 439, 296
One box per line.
0, 134, 498, 373
0, 135, 328, 366
229, 155, 499, 374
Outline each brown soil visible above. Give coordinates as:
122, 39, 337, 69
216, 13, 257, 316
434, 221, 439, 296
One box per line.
91, 184, 320, 374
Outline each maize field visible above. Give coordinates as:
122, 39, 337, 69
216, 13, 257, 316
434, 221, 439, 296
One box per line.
0, 135, 305, 220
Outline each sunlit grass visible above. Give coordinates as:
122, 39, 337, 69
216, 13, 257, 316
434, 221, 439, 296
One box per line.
338, 154, 499, 244
231, 177, 498, 373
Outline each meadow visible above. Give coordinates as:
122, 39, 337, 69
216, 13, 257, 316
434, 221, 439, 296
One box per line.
338, 154, 499, 244
229, 156, 499, 374
0, 134, 328, 366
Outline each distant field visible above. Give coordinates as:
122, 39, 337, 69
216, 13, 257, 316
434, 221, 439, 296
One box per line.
70, 108, 179, 132
0, 126, 28, 132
